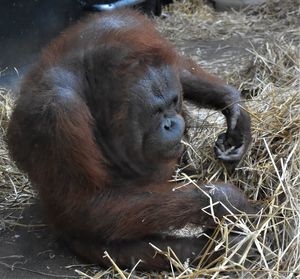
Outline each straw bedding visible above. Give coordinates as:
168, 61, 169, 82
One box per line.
0, 0, 299, 277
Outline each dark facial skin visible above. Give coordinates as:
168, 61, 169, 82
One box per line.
7, 10, 259, 270
131, 66, 185, 162
90, 64, 185, 179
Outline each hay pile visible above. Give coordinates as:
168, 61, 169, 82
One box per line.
0, 90, 35, 229
0, 0, 299, 278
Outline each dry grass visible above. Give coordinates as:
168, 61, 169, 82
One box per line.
0, 0, 299, 278
0, 89, 36, 230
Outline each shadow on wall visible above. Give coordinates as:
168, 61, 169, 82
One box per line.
0, 0, 87, 88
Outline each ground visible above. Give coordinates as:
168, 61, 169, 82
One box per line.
0, 0, 299, 278
0, 203, 80, 278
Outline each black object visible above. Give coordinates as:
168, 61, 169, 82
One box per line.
88, 0, 146, 11
87, 0, 165, 16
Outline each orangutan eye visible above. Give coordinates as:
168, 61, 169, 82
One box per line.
156, 107, 163, 115
173, 96, 178, 105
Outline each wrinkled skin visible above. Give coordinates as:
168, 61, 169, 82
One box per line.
7, 10, 257, 270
